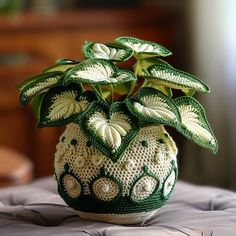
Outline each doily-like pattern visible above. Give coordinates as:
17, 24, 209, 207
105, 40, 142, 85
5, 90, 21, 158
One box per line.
63, 174, 82, 198
92, 177, 120, 202
131, 175, 158, 202
54, 123, 177, 197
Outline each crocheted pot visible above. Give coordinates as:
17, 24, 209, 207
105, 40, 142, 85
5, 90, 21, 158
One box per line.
54, 123, 178, 224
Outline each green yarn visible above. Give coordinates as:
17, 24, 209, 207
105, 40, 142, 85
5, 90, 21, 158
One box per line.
141, 140, 148, 148
57, 161, 178, 215
70, 139, 78, 146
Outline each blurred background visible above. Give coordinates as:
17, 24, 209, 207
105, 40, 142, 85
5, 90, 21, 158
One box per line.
0, 0, 235, 189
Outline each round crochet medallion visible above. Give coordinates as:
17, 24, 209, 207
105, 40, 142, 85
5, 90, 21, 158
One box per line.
55, 123, 178, 224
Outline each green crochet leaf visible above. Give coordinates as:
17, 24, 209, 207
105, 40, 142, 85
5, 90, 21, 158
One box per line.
113, 81, 133, 95
56, 58, 78, 65
19, 71, 63, 106
151, 85, 172, 97
83, 42, 133, 62
38, 84, 96, 127
143, 81, 173, 97
100, 81, 133, 97
141, 58, 173, 67
182, 88, 196, 97
116, 36, 172, 59
143, 64, 210, 94
64, 59, 136, 86
126, 87, 180, 127
135, 58, 172, 77
138, 59, 173, 97
44, 59, 80, 73
175, 97, 218, 154
78, 101, 139, 162
32, 93, 45, 121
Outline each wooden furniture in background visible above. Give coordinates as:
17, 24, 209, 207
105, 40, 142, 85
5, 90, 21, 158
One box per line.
0, 146, 33, 186
0, 8, 183, 178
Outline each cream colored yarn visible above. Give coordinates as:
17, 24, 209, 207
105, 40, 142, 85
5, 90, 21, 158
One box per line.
55, 123, 177, 199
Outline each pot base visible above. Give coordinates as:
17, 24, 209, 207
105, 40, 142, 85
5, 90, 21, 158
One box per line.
77, 210, 158, 224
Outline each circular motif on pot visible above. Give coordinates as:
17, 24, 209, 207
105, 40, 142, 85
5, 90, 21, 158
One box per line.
92, 177, 120, 202
163, 170, 176, 198
63, 174, 82, 198
131, 176, 158, 202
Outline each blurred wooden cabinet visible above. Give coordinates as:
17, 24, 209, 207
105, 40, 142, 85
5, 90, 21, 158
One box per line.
0, 8, 182, 177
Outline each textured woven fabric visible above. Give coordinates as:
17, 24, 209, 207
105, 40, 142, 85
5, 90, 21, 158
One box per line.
54, 124, 178, 222
0, 178, 236, 235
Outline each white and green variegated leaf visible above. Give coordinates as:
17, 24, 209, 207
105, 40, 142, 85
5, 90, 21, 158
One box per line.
175, 97, 218, 154
64, 59, 136, 86
116, 36, 172, 59
78, 101, 139, 162
19, 72, 63, 106
38, 84, 96, 127
143, 65, 210, 94
83, 42, 133, 62
126, 87, 180, 127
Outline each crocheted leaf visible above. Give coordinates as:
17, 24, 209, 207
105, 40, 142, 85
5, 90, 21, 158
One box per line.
143, 64, 209, 93
44, 59, 80, 73
116, 36, 172, 59
83, 42, 133, 62
79, 101, 139, 162
175, 97, 218, 154
144, 81, 173, 97
141, 58, 172, 68
17, 60, 76, 92
64, 59, 136, 86
113, 82, 133, 95
38, 84, 96, 127
135, 58, 172, 77
126, 87, 180, 127
19, 72, 63, 106
32, 93, 45, 121
56, 58, 78, 65
153, 85, 172, 97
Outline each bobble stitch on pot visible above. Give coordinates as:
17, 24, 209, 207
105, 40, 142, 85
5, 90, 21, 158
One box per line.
90, 154, 105, 167
122, 159, 135, 171
75, 153, 86, 168
54, 136, 70, 177
59, 124, 176, 197
153, 141, 168, 164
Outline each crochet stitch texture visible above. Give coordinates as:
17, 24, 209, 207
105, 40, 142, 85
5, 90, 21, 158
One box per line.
55, 124, 177, 224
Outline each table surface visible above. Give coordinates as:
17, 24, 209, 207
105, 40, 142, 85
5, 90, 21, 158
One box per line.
0, 177, 236, 236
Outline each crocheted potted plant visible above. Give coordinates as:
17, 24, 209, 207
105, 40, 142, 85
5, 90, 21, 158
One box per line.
17, 36, 217, 224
